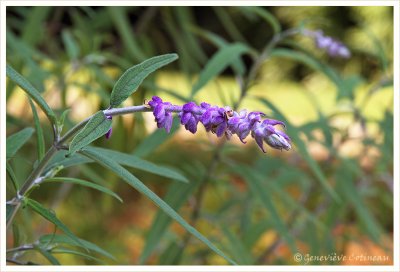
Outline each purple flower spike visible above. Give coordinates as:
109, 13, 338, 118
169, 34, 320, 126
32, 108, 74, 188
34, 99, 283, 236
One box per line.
144, 96, 291, 153
148, 96, 173, 133
179, 102, 202, 133
305, 29, 351, 58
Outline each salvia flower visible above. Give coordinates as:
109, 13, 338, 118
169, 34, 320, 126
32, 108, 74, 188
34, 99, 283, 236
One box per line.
105, 115, 113, 139
146, 96, 291, 153
304, 29, 351, 58
148, 96, 174, 133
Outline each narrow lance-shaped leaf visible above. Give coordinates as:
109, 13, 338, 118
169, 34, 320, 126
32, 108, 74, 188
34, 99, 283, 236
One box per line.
68, 111, 112, 156
191, 43, 251, 98
6, 127, 34, 160
34, 245, 60, 265
6, 64, 57, 125
26, 198, 84, 248
28, 99, 45, 161
110, 53, 179, 107
42, 177, 123, 202
80, 147, 237, 265
39, 234, 115, 260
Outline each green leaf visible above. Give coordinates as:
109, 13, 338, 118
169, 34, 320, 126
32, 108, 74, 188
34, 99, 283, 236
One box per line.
255, 97, 341, 202
241, 7, 281, 34
6, 162, 19, 191
222, 227, 253, 265
191, 43, 250, 98
26, 198, 84, 248
80, 148, 236, 265
28, 99, 45, 161
6, 64, 57, 125
134, 118, 180, 157
6, 204, 14, 222
90, 147, 188, 183
62, 30, 80, 60
51, 247, 103, 263
34, 245, 60, 265
39, 234, 115, 260
231, 164, 297, 254
139, 181, 197, 264
110, 53, 179, 107
68, 111, 112, 155
42, 177, 123, 202
6, 127, 34, 160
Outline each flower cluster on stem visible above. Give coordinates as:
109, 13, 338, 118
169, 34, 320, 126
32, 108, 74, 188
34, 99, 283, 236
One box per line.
146, 96, 291, 153
303, 29, 351, 58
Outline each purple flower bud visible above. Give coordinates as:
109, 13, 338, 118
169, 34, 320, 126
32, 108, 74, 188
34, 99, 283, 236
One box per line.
105, 115, 112, 139
251, 119, 291, 152
305, 29, 351, 58
148, 96, 173, 133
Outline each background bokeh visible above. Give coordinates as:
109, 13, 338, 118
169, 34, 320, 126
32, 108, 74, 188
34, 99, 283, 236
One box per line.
6, 6, 393, 265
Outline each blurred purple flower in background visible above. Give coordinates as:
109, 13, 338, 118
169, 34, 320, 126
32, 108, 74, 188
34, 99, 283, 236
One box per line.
147, 96, 291, 153
304, 29, 351, 58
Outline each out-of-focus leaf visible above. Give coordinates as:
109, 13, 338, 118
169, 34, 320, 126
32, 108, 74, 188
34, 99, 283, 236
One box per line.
89, 147, 188, 183
6, 162, 19, 191
270, 48, 346, 95
133, 118, 180, 157
191, 43, 251, 97
158, 241, 183, 265
39, 234, 115, 260
255, 97, 340, 202
212, 7, 246, 43
6, 65, 57, 125
189, 26, 249, 76
243, 220, 272, 249
336, 160, 383, 242
139, 181, 198, 264
12, 224, 20, 248
42, 177, 123, 202
337, 75, 365, 100
6, 204, 14, 222
26, 199, 84, 248
68, 111, 112, 155
81, 147, 236, 265
222, 227, 253, 264
51, 248, 103, 263
241, 7, 281, 34
110, 53, 178, 107
6, 127, 34, 160
34, 245, 60, 265
107, 7, 146, 61
231, 164, 297, 253
28, 99, 45, 161
62, 30, 80, 60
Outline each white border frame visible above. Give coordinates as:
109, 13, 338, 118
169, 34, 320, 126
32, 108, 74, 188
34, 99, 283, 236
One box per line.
1, 1, 399, 272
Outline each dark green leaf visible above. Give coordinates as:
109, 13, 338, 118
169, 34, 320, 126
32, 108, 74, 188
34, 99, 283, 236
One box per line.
51, 247, 103, 263
6, 64, 57, 125
39, 234, 115, 260
90, 147, 188, 183
134, 118, 180, 157
255, 97, 340, 202
6, 162, 19, 191
222, 227, 253, 265
80, 148, 236, 265
42, 177, 123, 202
139, 181, 197, 263
110, 53, 178, 107
6, 127, 34, 160
28, 99, 45, 161
68, 111, 112, 155
34, 245, 60, 265
231, 165, 297, 253
26, 198, 83, 248
62, 30, 80, 60
6, 204, 14, 222
241, 7, 281, 34
191, 43, 250, 98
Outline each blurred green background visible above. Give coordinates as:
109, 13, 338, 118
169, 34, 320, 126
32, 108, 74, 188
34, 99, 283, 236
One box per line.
6, 6, 393, 265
